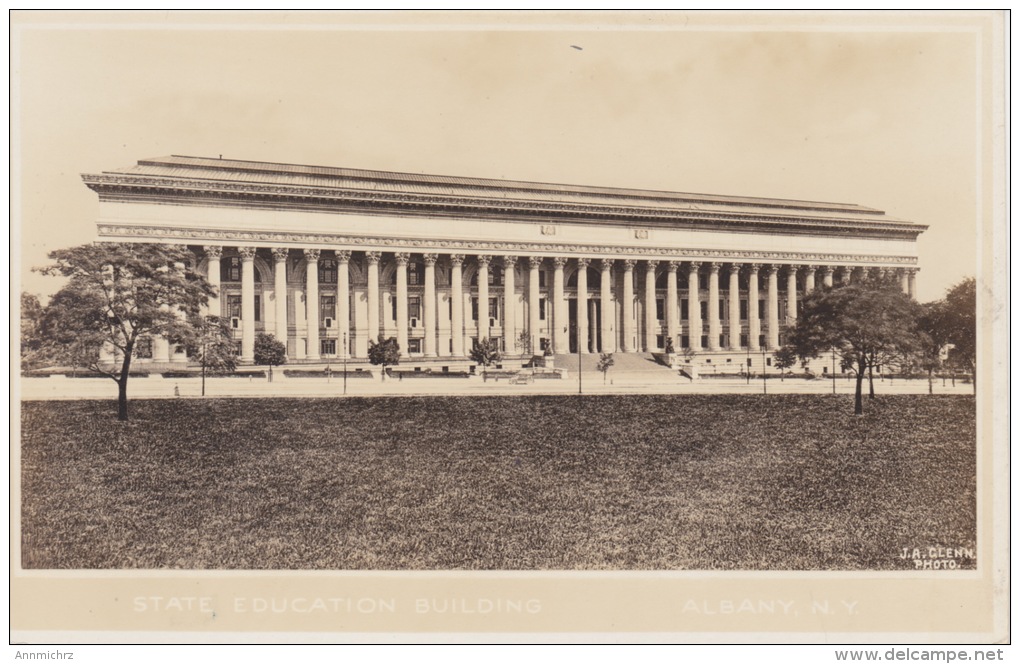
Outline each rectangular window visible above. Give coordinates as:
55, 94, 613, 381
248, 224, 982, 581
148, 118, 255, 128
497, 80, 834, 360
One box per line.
227, 294, 242, 319
472, 297, 479, 321
699, 275, 707, 291
759, 334, 765, 347
320, 295, 335, 323
656, 334, 664, 349
681, 300, 689, 319
719, 300, 725, 320
700, 301, 708, 319
747, 357, 753, 367
409, 296, 421, 319
391, 296, 397, 321
407, 339, 422, 353
539, 271, 547, 288
488, 297, 499, 321
766, 358, 773, 367
740, 300, 748, 320
822, 366, 828, 374
740, 334, 748, 347
136, 336, 153, 359
656, 298, 665, 321
700, 335, 708, 348
449, 297, 453, 320
254, 295, 261, 322
408, 263, 420, 286
224, 257, 242, 282
321, 339, 336, 356
759, 299, 765, 319
539, 297, 547, 321
681, 334, 689, 348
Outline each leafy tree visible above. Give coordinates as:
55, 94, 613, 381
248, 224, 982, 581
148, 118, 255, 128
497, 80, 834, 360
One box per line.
596, 353, 615, 384
20, 292, 47, 371
941, 278, 977, 394
368, 335, 401, 378
916, 301, 952, 395
253, 332, 287, 382
786, 282, 922, 415
36, 243, 214, 421
773, 345, 798, 381
188, 315, 237, 395
469, 337, 502, 368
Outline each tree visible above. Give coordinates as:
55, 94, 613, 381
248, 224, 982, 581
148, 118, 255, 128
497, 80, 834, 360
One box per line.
773, 345, 798, 381
469, 337, 502, 368
368, 335, 400, 378
916, 301, 951, 395
253, 332, 286, 382
941, 278, 977, 394
186, 315, 237, 396
36, 243, 214, 421
596, 353, 615, 384
786, 282, 922, 415
514, 330, 533, 357
20, 292, 47, 371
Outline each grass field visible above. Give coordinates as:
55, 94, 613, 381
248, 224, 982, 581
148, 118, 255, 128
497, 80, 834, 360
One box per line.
20, 395, 976, 570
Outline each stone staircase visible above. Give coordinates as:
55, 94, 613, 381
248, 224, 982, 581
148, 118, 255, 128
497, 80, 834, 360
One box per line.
550, 352, 682, 380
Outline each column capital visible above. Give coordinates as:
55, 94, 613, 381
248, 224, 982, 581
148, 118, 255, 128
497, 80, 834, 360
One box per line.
477, 254, 492, 267
821, 265, 835, 275
647, 259, 660, 271
238, 246, 258, 260
503, 255, 518, 268
449, 254, 465, 266
666, 260, 678, 272
553, 256, 568, 268
365, 251, 382, 264
600, 258, 614, 271
748, 263, 761, 273
729, 264, 741, 275
271, 247, 289, 262
333, 249, 352, 263
766, 264, 780, 275
576, 257, 592, 268
787, 265, 800, 275
688, 261, 702, 272
905, 266, 919, 275
804, 264, 818, 272
622, 259, 636, 270
204, 245, 223, 260
528, 256, 543, 269
708, 261, 721, 273
303, 248, 321, 262
423, 253, 439, 265
394, 252, 411, 265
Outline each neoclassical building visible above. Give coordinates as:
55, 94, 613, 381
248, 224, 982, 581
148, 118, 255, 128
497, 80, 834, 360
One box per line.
83, 155, 924, 370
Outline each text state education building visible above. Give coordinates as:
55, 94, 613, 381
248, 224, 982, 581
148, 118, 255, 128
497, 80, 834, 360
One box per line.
83, 155, 925, 374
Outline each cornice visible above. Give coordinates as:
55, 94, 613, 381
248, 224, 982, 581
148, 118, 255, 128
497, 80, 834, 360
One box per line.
82, 174, 927, 240
96, 223, 920, 267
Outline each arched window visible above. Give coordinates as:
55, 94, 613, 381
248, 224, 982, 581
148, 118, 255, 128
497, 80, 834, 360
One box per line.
566, 266, 600, 288
470, 265, 503, 287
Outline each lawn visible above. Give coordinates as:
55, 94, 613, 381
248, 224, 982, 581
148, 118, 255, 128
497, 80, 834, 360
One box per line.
20, 395, 976, 570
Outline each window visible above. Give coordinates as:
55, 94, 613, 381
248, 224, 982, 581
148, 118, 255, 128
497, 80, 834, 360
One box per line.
700, 301, 708, 319
407, 339, 422, 353
471, 297, 479, 321
321, 339, 336, 356
766, 358, 772, 367
822, 366, 828, 374
681, 300, 689, 319
408, 262, 420, 286
740, 334, 748, 347
254, 295, 261, 322
656, 298, 665, 321
227, 294, 242, 319
391, 296, 397, 321
136, 336, 153, 359
409, 296, 421, 319
759, 299, 765, 318
656, 334, 664, 349
747, 358, 753, 367
740, 300, 748, 320
699, 275, 707, 291
319, 259, 338, 284
681, 335, 689, 348
321, 295, 336, 323
539, 297, 547, 320
758, 334, 765, 347
222, 257, 242, 282
700, 335, 708, 348
719, 300, 725, 319
488, 297, 499, 321
539, 271, 547, 288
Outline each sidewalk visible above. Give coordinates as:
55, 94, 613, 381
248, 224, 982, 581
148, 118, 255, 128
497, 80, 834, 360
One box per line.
18, 373, 974, 400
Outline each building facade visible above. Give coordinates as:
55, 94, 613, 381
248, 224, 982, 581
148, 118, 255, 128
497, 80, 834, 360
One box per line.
83, 155, 924, 371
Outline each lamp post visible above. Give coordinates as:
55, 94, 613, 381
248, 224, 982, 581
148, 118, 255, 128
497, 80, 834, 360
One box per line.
831, 348, 836, 395
746, 344, 750, 385
762, 345, 767, 395
343, 331, 348, 396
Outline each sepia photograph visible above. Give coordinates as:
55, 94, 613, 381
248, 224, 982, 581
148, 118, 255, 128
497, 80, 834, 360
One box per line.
10, 10, 1007, 645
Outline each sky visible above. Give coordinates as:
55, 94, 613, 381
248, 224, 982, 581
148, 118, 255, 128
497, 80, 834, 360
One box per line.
12, 11, 992, 303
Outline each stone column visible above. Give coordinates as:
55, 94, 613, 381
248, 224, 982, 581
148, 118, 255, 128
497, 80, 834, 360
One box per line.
553, 257, 567, 354
766, 264, 780, 351
822, 265, 834, 288
204, 246, 222, 317
747, 264, 760, 352
907, 268, 918, 300
621, 259, 635, 352
272, 248, 289, 350
395, 252, 409, 357
423, 253, 438, 357
666, 260, 679, 350
528, 256, 542, 353
805, 265, 817, 293
728, 264, 741, 350
842, 267, 853, 285
707, 262, 721, 351
304, 248, 321, 361
576, 258, 590, 354
450, 255, 465, 357
152, 335, 171, 363
687, 262, 702, 351
644, 260, 659, 352
600, 259, 615, 353
477, 255, 490, 343
786, 266, 799, 324
366, 252, 381, 344
240, 246, 257, 363
336, 250, 351, 358
503, 256, 517, 353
